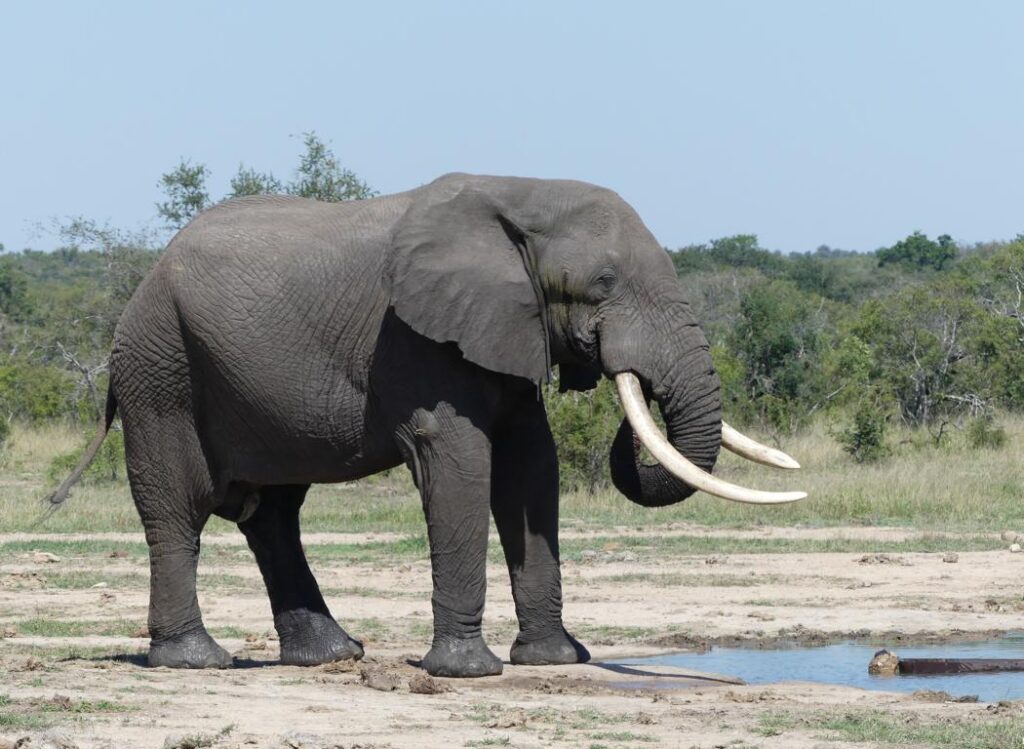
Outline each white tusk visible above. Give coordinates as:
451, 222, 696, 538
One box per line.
614, 373, 807, 505
721, 422, 801, 469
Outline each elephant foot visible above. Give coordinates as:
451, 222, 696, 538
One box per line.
275, 610, 364, 666
510, 628, 591, 666
148, 628, 233, 669
421, 636, 503, 678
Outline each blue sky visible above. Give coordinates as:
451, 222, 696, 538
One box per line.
2, 1, 1021, 254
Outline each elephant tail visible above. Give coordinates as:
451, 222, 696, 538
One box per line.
42, 385, 119, 512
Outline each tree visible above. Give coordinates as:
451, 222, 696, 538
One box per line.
156, 159, 211, 229
852, 279, 979, 429
729, 279, 828, 431
669, 235, 785, 276
287, 132, 376, 202
0, 261, 31, 321
56, 218, 160, 318
228, 165, 284, 198
877, 231, 957, 271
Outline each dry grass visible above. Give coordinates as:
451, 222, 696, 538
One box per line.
4, 415, 1022, 535
561, 416, 1024, 532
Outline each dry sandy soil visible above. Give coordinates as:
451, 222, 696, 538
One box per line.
2, 525, 1023, 748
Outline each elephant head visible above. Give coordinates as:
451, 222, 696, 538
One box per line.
387, 173, 804, 505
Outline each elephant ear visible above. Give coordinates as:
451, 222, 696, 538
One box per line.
387, 186, 551, 383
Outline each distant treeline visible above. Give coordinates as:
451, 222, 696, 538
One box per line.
0, 135, 1020, 489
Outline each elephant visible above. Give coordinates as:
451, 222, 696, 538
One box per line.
48, 173, 804, 677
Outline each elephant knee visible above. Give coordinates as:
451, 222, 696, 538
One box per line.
410, 409, 442, 443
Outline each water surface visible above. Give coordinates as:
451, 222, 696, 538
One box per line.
612, 634, 1024, 702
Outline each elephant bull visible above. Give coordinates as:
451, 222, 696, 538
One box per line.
48, 173, 804, 677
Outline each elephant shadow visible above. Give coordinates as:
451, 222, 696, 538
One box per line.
81, 652, 279, 670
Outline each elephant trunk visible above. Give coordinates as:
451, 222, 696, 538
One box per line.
608, 338, 722, 507
600, 301, 806, 506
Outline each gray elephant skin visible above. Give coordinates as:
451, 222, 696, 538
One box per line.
51, 173, 726, 678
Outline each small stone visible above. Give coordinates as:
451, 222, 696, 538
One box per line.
408, 673, 448, 694
18, 657, 43, 671
1001, 531, 1020, 543
487, 709, 527, 728
1011, 544, 1022, 553
868, 649, 899, 675
359, 666, 402, 692
942, 552, 959, 563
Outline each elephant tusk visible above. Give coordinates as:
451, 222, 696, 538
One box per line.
614, 373, 807, 505
721, 422, 801, 469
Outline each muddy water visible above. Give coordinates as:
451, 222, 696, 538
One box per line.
613, 634, 1024, 702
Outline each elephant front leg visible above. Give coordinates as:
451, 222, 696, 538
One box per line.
491, 399, 590, 666
401, 407, 503, 678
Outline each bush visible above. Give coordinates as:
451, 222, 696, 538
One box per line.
0, 363, 78, 422
966, 414, 1007, 450
837, 401, 890, 463
46, 429, 125, 483
545, 378, 621, 492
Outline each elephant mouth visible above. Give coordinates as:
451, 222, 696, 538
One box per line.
614, 373, 806, 505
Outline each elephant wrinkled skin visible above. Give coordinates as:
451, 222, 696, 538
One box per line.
48, 173, 794, 677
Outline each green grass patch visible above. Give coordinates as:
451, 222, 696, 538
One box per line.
196, 573, 263, 592
0, 539, 148, 558
1, 643, 146, 662
557, 533, 1001, 559
587, 731, 657, 743
320, 584, 424, 598
11, 618, 145, 638
573, 624, 659, 644
35, 570, 148, 590
304, 534, 429, 563
597, 572, 785, 587
760, 710, 1024, 748
0, 694, 135, 731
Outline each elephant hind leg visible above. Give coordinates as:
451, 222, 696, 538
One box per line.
238, 484, 363, 666
123, 408, 232, 669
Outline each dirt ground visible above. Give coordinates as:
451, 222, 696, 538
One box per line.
2, 525, 1023, 748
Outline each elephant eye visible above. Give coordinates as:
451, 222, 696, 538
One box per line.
593, 270, 618, 296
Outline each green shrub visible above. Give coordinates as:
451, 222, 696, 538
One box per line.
47, 429, 125, 483
545, 378, 621, 491
0, 363, 78, 422
966, 414, 1007, 450
837, 401, 889, 463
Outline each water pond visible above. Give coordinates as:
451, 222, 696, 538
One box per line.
610, 634, 1024, 702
